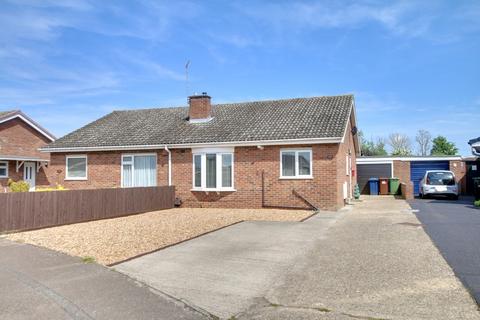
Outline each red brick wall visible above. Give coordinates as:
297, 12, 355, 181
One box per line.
336, 120, 357, 207
0, 118, 50, 158
393, 160, 410, 183
401, 182, 414, 200
48, 150, 169, 189
189, 96, 212, 120
0, 118, 51, 189
48, 142, 352, 210
450, 160, 466, 194
172, 144, 341, 210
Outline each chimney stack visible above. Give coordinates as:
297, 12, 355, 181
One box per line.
188, 92, 212, 122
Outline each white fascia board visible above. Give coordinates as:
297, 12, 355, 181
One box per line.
0, 114, 55, 142
191, 146, 235, 153
356, 159, 394, 165
41, 137, 342, 153
340, 98, 360, 155
0, 155, 50, 162
357, 156, 463, 162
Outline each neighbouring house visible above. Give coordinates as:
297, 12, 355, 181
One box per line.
356, 156, 466, 196
469, 137, 480, 156
41, 94, 359, 210
0, 110, 55, 191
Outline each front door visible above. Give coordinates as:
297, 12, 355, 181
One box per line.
23, 162, 36, 191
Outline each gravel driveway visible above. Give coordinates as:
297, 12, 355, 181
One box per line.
6, 208, 311, 265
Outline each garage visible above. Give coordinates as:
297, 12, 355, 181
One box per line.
465, 159, 480, 195
357, 156, 463, 197
410, 161, 450, 196
357, 160, 393, 194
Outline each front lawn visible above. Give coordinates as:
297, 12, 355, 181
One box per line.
7, 208, 312, 265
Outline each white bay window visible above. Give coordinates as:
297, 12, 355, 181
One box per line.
280, 149, 312, 179
122, 154, 157, 187
192, 148, 234, 191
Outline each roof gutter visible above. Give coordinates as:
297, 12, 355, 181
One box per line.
357, 156, 463, 162
40, 137, 343, 153
164, 146, 172, 186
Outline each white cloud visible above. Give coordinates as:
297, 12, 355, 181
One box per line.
239, 1, 426, 34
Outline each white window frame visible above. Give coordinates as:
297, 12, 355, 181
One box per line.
280, 148, 313, 179
191, 147, 235, 191
0, 161, 8, 178
65, 155, 88, 180
121, 153, 158, 188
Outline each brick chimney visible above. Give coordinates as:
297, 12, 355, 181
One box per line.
188, 92, 212, 122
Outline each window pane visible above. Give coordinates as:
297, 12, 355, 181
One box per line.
0, 162, 6, 177
194, 155, 202, 187
206, 154, 216, 188
133, 155, 156, 187
67, 158, 86, 178
222, 154, 232, 188
427, 172, 455, 186
122, 164, 133, 187
298, 152, 311, 176
282, 152, 295, 176
123, 156, 132, 163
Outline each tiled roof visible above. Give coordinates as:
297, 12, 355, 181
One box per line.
45, 95, 354, 150
0, 110, 19, 120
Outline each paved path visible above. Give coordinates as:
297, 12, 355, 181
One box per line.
0, 239, 207, 320
116, 211, 342, 319
239, 196, 480, 320
117, 196, 480, 319
410, 196, 480, 304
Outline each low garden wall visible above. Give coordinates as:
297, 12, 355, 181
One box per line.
400, 182, 414, 200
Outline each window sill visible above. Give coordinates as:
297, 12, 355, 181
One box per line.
65, 178, 88, 181
191, 188, 236, 192
279, 176, 313, 180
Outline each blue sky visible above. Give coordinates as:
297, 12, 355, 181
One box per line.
0, 0, 479, 155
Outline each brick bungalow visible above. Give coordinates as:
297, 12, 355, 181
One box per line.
41, 94, 359, 210
0, 110, 55, 192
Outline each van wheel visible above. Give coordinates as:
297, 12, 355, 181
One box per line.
451, 195, 459, 200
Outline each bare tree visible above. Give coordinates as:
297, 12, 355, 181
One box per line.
415, 129, 432, 156
388, 133, 412, 155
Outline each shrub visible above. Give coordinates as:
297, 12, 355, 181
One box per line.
36, 184, 67, 192
9, 180, 30, 192
475, 200, 480, 208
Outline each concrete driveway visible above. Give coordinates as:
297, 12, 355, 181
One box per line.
410, 196, 480, 304
0, 239, 207, 320
116, 211, 342, 319
117, 196, 480, 319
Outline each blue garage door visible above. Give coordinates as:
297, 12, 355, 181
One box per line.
410, 161, 450, 195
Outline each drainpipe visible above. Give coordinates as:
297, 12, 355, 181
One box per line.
164, 146, 172, 186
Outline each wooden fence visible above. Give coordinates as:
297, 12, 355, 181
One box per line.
0, 186, 175, 233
